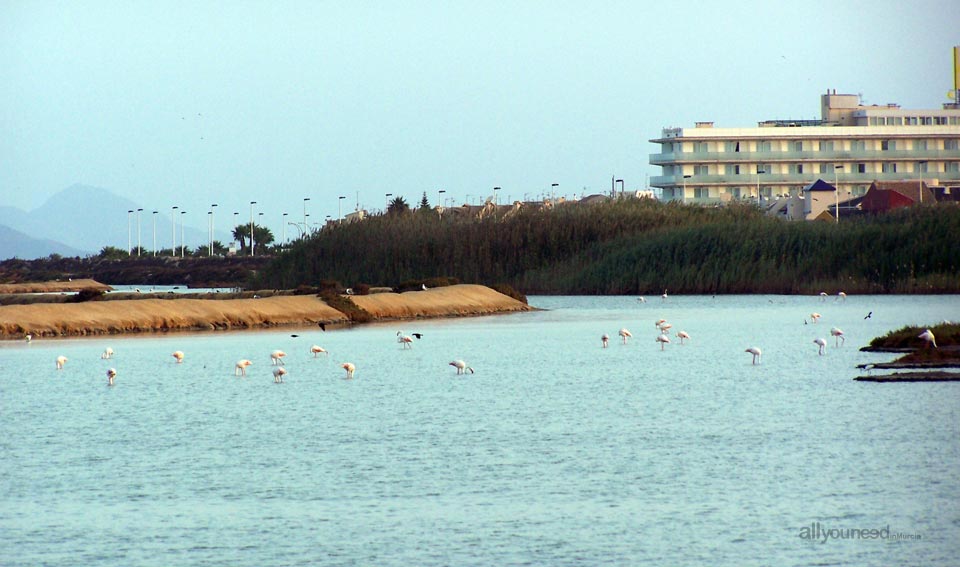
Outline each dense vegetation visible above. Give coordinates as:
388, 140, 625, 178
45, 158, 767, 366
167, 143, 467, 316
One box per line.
256, 199, 960, 295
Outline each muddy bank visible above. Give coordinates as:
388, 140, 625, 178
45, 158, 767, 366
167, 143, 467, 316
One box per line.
855, 371, 960, 382
0, 284, 531, 339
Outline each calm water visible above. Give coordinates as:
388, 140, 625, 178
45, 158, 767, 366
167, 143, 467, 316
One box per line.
1, 295, 958, 566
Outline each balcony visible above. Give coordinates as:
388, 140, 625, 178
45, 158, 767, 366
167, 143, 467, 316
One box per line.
649, 147, 960, 165
650, 170, 960, 188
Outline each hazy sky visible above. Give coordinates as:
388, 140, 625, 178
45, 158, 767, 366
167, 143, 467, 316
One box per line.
2, 0, 958, 234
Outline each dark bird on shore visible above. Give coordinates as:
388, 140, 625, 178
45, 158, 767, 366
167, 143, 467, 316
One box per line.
290, 334, 299, 338
412, 333, 423, 339
319, 322, 326, 331
864, 312, 872, 320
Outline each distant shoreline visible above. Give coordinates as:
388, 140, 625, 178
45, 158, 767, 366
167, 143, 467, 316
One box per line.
0, 284, 532, 340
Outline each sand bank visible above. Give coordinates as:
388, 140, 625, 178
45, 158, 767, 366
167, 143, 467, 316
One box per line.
0, 284, 530, 339
0, 279, 112, 294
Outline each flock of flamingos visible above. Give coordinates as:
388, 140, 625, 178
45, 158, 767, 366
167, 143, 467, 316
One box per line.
44, 289, 940, 385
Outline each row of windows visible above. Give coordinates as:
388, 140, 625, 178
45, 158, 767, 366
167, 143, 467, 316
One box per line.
665, 138, 960, 153
681, 185, 873, 199
869, 116, 957, 126
668, 162, 960, 176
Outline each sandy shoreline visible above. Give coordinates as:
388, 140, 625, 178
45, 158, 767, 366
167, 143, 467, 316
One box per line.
0, 284, 531, 339
0, 279, 112, 294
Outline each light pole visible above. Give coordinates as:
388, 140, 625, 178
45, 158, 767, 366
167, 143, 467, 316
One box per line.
259, 212, 264, 249
551, 183, 559, 201
833, 164, 842, 223
249, 201, 256, 256
338, 196, 345, 224
207, 211, 213, 255
303, 198, 310, 237
615, 179, 624, 198
918, 160, 927, 204
136, 208, 143, 256
494, 186, 501, 205
127, 210, 133, 255
209, 203, 217, 256
682, 175, 691, 202
171, 206, 178, 256
756, 166, 765, 207
180, 210, 186, 258
152, 211, 158, 256
438, 189, 446, 210
282, 212, 288, 245
385, 193, 392, 213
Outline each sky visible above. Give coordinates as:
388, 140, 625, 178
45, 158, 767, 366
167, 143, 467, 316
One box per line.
2, 0, 958, 236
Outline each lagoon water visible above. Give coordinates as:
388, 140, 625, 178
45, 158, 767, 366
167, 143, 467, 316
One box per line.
1, 295, 958, 565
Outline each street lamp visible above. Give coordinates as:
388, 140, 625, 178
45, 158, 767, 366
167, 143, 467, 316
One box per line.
437, 189, 445, 209
152, 211, 158, 256
249, 201, 257, 256
303, 198, 310, 237
918, 160, 927, 204
136, 208, 143, 256
180, 210, 186, 258
551, 183, 559, 201
171, 206, 178, 256
207, 211, 213, 255
338, 196, 345, 224
385, 193, 393, 213
615, 179, 624, 198
756, 166, 765, 207
494, 186, 501, 205
282, 212, 288, 245
834, 164, 843, 223
682, 175, 692, 202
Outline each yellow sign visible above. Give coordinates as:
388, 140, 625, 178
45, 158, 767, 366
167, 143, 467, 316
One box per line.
955, 46, 960, 90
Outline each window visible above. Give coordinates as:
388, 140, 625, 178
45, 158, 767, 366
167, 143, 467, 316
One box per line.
694, 165, 709, 175
905, 117, 918, 125
915, 140, 927, 151
724, 141, 737, 152
921, 117, 933, 125
724, 164, 740, 175
886, 117, 903, 126
663, 143, 674, 154
756, 141, 771, 152
793, 141, 803, 152
730, 187, 742, 199
916, 162, 928, 173
882, 162, 897, 173
945, 139, 959, 150
851, 140, 866, 151
693, 142, 709, 153
694, 187, 709, 199
946, 162, 960, 173
819, 140, 834, 151
756, 164, 769, 175
857, 163, 866, 173
819, 163, 831, 174
881, 140, 896, 151
790, 164, 804, 174
935, 117, 948, 125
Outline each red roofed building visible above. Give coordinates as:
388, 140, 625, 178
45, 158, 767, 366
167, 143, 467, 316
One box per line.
859, 180, 936, 213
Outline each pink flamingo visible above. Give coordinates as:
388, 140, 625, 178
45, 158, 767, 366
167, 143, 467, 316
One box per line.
831, 327, 845, 346
235, 359, 252, 376
171, 351, 184, 363
656, 333, 671, 350
56, 355, 68, 370
745, 347, 762, 365
814, 338, 827, 355
341, 362, 356, 379
449, 360, 475, 374
676, 330, 690, 345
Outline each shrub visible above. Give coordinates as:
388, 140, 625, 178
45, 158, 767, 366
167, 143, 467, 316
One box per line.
74, 288, 105, 302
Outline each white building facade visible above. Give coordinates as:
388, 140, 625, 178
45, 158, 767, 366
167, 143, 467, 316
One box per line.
649, 91, 960, 206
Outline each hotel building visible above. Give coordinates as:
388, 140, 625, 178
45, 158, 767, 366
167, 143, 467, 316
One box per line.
649, 90, 960, 209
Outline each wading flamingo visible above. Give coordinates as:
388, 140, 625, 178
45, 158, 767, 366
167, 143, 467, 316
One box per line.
106, 368, 117, 385
661, 289, 668, 302
809, 313, 822, 324
341, 362, 356, 379
601, 334, 609, 348
171, 351, 184, 363
746, 347, 762, 365
398, 335, 414, 349
310, 345, 328, 357
637, 297, 647, 303
618, 328, 632, 344
819, 292, 828, 301
658, 322, 673, 333
270, 350, 286, 365
656, 333, 671, 350
56, 355, 67, 370
101, 347, 114, 359
918, 329, 937, 348
273, 367, 287, 383
449, 360, 475, 374
676, 330, 690, 345
654, 319, 666, 328
235, 359, 252, 376
831, 327, 845, 346
837, 291, 847, 301
814, 338, 827, 355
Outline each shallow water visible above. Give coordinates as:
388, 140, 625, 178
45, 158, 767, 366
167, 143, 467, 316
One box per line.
1, 295, 958, 565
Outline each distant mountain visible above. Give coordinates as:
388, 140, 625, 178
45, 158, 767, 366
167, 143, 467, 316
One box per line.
0, 224, 89, 259
0, 184, 230, 260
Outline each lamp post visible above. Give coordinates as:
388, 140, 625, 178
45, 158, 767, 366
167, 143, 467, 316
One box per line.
171, 206, 178, 256
152, 211, 158, 256
918, 160, 927, 204
180, 210, 186, 258
682, 175, 692, 202
615, 179, 624, 198
249, 201, 257, 256
207, 212, 213, 255
259, 212, 264, 249
756, 166, 765, 207
127, 210, 133, 255
338, 196, 345, 224
551, 183, 559, 201
136, 208, 143, 256
834, 164, 842, 223
437, 189, 445, 209
494, 186, 501, 205
303, 198, 310, 237
209, 203, 217, 256
385, 193, 392, 213
282, 212, 288, 245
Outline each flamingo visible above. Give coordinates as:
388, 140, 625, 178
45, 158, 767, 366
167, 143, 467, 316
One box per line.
235, 359, 252, 376
449, 360, 475, 374
341, 362, 356, 379
637, 297, 647, 303
837, 291, 847, 301
918, 329, 937, 348
310, 345, 328, 357
399, 335, 414, 349
270, 350, 286, 365
25, 334, 32, 342
171, 351, 184, 363
809, 313, 822, 324
273, 367, 287, 383
656, 333, 670, 350
654, 318, 666, 328
814, 338, 827, 355
831, 327, 845, 346
661, 289, 668, 302
56, 355, 67, 370
819, 292, 828, 301
101, 347, 114, 359
745, 347, 762, 365
106, 368, 117, 385
601, 334, 609, 348
618, 328, 632, 344
658, 322, 673, 333
676, 330, 690, 344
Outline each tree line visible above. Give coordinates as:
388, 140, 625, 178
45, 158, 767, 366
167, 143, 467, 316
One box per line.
255, 199, 960, 294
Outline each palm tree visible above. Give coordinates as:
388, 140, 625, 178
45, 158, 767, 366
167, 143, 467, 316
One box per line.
388, 196, 410, 215
231, 225, 248, 252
